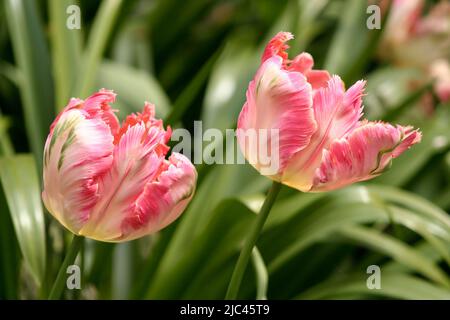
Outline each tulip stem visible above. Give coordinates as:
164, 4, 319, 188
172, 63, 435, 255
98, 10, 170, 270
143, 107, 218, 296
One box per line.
225, 181, 282, 300
48, 235, 83, 300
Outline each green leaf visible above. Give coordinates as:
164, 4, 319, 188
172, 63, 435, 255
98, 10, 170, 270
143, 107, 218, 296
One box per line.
149, 162, 269, 293
148, 0, 212, 55
0, 61, 20, 86
262, 0, 300, 47
265, 192, 327, 229
84, 240, 114, 299
111, 242, 136, 299
368, 185, 450, 231
0, 117, 14, 155
261, 185, 450, 283
260, 186, 386, 273
324, 0, 369, 76
4, 0, 54, 168
382, 82, 433, 122
297, 273, 450, 300
73, 0, 123, 97
165, 47, 222, 126
264, 0, 329, 54
112, 20, 154, 73
147, 199, 256, 299
364, 67, 423, 120
0, 182, 20, 299
265, 202, 385, 273
129, 226, 176, 299
383, 241, 444, 274
0, 118, 18, 299
0, 155, 46, 286
292, 0, 330, 53
262, 242, 354, 299
49, 0, 82, 110
97, 61, 171, 119
435, 186, 450, 211
202, 36, 258, 131
322, 0, 389, 84
388, 206, 450, 265
338, 225, 450, 287
252, 247, 268, 300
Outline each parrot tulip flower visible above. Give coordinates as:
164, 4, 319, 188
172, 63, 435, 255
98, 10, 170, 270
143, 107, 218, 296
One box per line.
42, 89, 197, 242
237, 32, 422, 192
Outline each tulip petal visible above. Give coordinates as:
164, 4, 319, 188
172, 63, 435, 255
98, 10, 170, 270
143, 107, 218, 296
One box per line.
237, 56, 315, 177
305, 70, 331, 91
42, 108, 114, 233
79, 89, 120, 136
261, 31, 293, 63
314, 77, 365, 138
289, 53, 330, 90
120, 153, 197, 241
281, 76, 365, 191
79, 106, 169, 241
291, 52, 314, 71
311, 122, 422, 191
42, 90, 120, 234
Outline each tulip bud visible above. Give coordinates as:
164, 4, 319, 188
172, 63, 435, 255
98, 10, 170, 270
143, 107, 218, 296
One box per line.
42, 89, 197, 242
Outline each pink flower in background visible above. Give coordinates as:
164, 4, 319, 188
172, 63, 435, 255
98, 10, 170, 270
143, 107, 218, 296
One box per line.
381, 0, 450, 64
380, 0, 450, 103
42, 89, 197, 242
237, 32, 422, 192
382, 0, 424, 46
430, 59, 450, 103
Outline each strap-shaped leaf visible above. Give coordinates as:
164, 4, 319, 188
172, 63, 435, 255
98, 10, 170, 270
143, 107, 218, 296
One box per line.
4, 0, 54, 169
252, 247, 268, 300
297, 273, 450, 300
0, 155, 46, 286
48, 0, 81, 110
339, 225, 450, 287
72, 0, 123, 97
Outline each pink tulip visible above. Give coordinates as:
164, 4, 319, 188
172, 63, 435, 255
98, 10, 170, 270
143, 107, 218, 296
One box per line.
383, 0, 424, 46
237, 32, 421, 192
430, 59, 450, 103
379, 0, 450, 103
42, 89, 197, 242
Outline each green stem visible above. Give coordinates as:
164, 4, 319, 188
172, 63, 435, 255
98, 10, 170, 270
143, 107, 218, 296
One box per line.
225, 181, 282, 299
48, 235, 83, 300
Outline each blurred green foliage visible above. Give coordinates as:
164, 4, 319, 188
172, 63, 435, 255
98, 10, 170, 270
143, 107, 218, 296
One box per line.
0, 0, 449, 300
